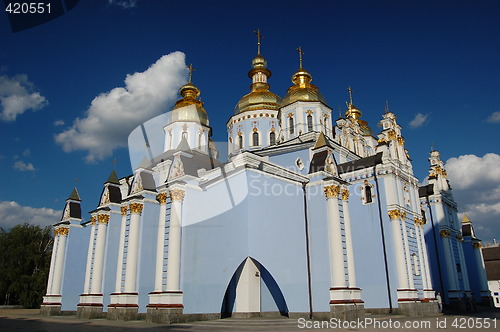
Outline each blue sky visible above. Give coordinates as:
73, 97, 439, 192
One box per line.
1, 0, 499, 242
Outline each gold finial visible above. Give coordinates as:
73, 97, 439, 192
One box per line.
385, 100, 389, 113
296, 46, 304, 69
348, 86, 353, 105
187, 64, 195, 84
254, 28, 263, 55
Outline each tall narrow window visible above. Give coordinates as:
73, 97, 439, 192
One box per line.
238, 135, 243, 150
269, 131, 276, 145
198, 133, 202, 149
307, 114, 313, 132
412, 254, 420, 276
365, 185, 373, 204
252, 131, 259, 146
289, 116, 294, 135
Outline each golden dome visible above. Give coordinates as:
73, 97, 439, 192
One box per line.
281, 68, 328, 107
234, 54, 281, 114
171, 82, 208, 125
344, 87, 375, 137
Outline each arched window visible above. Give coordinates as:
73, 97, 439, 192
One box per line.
289, 116, 294, 135
307, 114, 313, 132
182, 131, 188, 141
269, 131, 276, 145
365, 184, 373, 204
252, 131, 259, 146
238, 134, 243, 150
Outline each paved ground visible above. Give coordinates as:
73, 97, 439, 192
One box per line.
1, 308, 499, 331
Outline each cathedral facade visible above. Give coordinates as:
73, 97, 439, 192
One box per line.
41, 43, 490, 322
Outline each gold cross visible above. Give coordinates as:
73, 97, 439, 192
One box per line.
297, 46, 304, 68
187, 64, 195, 83
348, 86, 353, 105
254, 28, 263, 54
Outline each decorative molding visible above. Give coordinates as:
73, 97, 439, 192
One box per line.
90, 216, 97, 225
397, 136, 405, 146
169, 189, 185, 202
156, 193, 168, 205
440, 229, 451, 238
472, 242, 482, 249
120, 206, 128, 216
414, 217, 425, 227
324, 185, 340, 198
97, 214, 110, 224
129, 203, 144, 214
456, 234, 463, 242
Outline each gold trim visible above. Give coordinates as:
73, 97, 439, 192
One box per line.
414, 217, 425, 227
90, 216, 97, 226
397, 136, 405, 146
120, 206, 128, 216
129, 203, 144, 214
341, 189, 350, 201
387, 130, 396, 140
98, 214, 110, 224
55, 227, 69, 237
169, 189, 186, 202
156, 193, 168, 205
472, 242, 482, 249
400, 211, 407, 220
456, 234, 463, 242
324, 185, 340, 198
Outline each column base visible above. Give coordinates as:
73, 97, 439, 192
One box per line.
146, 307, 183, 324
398, 301, 440, 316
329, 288, 365, 321
480, 290, 494, 307
107, 293, 139, 321
41, 295, 62, 316
77, 294, 104, 319
396, 288, 419, 302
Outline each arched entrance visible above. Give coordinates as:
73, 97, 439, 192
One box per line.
221, 257, 289, 318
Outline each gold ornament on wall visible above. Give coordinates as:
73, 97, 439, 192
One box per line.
98, 214, 110, 224
120, 206, 128, 216
388, 209, 401, 220
156, 193, 168, 205
439, 229, 451, 238
472, 242, 482, 249
90, 216, 97, 225
341, 189, 350, 201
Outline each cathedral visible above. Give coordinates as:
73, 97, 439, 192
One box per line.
41, 36, 492, 322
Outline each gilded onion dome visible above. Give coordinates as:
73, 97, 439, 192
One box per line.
234, 53, 282, 114
171, 71, 209, 126
281, 48, 328, 108
345, 87, 375, 137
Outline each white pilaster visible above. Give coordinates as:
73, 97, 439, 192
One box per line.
124, 202, 143, 293
324, 185, 346, 288
166, 189, 185, 291
341, 188, 356, 288
83, 217, 97, 294
52, 227, 69, 295
45, 235, 59, 295
401, 217, 415, 289
388, 210, 413, 300
114, 206, 128, 292
440, 231, 458, 291
154, 193, 168, 292
90, 214, 109, 294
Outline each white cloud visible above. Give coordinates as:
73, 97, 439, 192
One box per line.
22, 148, 31, 157
487, 111, 500, 123
0, 201, 61, 230
445, 153, 500, 242
55, 52, 187, 163
0, 74, 48, 121
54, 119, 65, 126
13, 160, 35, 171
108, 0, 137, 9
409, 113, 429, 128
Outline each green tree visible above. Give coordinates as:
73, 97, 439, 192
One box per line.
0, 223, 53, 308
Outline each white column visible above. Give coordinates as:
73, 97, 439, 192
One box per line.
90, 214, 109, 294
414, 219, 428, 291
124, 203, 143, 293
52, 227, 69, 295
457, 238, 470, 289
341, 188, 356, 288
166, 189, 185, 291
388, 210, 410, 290
473, 244, 489, 292
83, 217, 96, 294
154, 193, 168, 292
324, 185, 346, 288
114, 206, 128, 293
401, 214, 415, 289
420, 224, 433, 291
46, 235, 59, 295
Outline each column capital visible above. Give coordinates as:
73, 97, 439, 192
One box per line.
414, 217, 425, 228
341, 188, 350, 201
120, 205, 128, 216
472, 242, 482, 249
129, 203, 144, 214
388, 209, 401, 220
456, 234, 463, 242
169, 189, 185, 202
439, 229, 451, 238
98, 214, 110, 224
156, 192, 168, 205
54, 226, 70, 237
90, 216, 97, 225
324, 185, 340, 198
